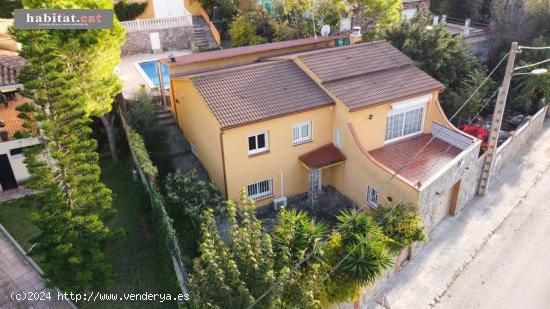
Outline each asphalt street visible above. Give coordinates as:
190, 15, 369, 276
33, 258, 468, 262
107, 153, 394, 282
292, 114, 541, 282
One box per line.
435, 168, 550, 309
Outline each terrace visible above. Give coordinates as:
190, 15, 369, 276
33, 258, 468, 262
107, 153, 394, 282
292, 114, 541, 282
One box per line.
369, 123, 475, 187
0, 94, 27, 142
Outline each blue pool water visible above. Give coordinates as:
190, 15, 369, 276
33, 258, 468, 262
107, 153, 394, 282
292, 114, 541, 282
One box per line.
138, 60, 170, 89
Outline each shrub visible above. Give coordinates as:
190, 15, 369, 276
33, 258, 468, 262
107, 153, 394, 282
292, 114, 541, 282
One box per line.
0, 0, 22, 18
373, 203, 427, 255
163, 170, 223, 225
127, 130, 158, 184
114, 0, 147, 21
229, 15, 267, 47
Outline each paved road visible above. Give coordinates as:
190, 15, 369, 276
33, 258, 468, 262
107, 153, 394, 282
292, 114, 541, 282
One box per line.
435, 168, 550, 309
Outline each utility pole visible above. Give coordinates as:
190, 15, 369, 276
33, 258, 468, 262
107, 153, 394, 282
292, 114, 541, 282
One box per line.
478, 42, 519, 196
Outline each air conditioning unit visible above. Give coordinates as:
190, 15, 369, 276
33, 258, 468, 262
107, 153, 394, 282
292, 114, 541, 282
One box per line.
273, 196, 287, 211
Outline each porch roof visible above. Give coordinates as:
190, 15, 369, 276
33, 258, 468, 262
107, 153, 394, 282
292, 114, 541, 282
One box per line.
299, 143, 346, 169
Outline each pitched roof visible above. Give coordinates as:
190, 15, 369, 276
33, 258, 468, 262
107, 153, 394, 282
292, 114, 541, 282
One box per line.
297, 41, 444, 110
299, 143, 346, 169
299, 41, 413, 82
192, 60, 334, 129
324, 65, 443, 111
162, 36, 342, 67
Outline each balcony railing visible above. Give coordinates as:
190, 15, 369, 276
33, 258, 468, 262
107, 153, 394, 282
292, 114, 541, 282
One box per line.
120, 16, 193, 33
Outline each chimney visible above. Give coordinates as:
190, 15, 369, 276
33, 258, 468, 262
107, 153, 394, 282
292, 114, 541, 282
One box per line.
349, 26, 362, 45
169, 53, 176, 63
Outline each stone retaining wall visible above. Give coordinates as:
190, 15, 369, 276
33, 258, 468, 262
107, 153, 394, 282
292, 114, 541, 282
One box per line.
121, 26, 193, 56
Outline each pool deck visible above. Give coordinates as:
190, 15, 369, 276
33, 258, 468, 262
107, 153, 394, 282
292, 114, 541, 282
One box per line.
119, 50, 192, 99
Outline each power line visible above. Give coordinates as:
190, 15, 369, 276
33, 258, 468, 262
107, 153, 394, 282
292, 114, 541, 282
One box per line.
519, 45, 550, 50
246, 52, 510, 309
514, 58, 550, 71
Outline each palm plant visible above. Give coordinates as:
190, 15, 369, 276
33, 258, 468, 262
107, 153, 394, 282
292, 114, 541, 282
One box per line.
322, 209, 393, 305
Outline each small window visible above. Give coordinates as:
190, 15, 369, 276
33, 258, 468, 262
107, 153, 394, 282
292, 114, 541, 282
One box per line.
10, 147, 24, 156
334, 127, 341, 149
247, 179, 273, 200
248, 132, 268, 155
293, 121, 312, 145
367, 186, 378, 208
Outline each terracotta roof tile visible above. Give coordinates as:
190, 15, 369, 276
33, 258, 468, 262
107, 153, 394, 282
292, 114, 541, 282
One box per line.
368, 134, 462, 184
299, 143, 346, 169
162, 36, 342, 67
296, 41, 444, 110
324, 65, 444, 111
298, 41, 413, 82
192, 60, 334, 129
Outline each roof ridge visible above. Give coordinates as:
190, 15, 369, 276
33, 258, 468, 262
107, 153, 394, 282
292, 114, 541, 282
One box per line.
182, 59, 289, 80
294, 40, 389, 59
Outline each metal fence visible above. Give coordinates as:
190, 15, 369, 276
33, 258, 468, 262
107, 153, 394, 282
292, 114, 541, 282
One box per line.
121, 16, 193, 33
117, 102, 189, 296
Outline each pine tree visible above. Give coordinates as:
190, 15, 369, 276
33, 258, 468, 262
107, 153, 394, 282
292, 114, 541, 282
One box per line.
21, 0, 125, 161
13, 24, 114, 293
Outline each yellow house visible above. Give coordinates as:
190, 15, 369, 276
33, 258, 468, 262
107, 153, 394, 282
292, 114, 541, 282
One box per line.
166, 39, 482, 233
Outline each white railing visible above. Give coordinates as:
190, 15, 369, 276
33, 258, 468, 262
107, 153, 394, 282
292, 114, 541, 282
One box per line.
121, 16, 193, 33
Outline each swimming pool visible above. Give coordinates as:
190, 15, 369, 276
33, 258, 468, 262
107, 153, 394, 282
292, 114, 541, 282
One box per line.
137, 60, 170, 90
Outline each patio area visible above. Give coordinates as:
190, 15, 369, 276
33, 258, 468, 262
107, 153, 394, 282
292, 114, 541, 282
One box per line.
0, 94, 28, 141
118, 50, 192, 98
369, 134, 463, 185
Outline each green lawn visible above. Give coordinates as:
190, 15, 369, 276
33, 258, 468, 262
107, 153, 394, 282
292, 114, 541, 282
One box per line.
0, 159, 180, 309
0, 195, 40, 252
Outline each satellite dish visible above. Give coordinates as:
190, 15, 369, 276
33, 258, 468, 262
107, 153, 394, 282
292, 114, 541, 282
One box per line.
320, 24, 331, 37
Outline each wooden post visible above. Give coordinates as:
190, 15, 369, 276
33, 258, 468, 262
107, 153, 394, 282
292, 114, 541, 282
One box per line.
157, 60, 167, 106
478, 42, 519, 196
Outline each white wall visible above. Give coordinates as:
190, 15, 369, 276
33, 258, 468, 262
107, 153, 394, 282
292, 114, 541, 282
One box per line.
0, 137, 40, 190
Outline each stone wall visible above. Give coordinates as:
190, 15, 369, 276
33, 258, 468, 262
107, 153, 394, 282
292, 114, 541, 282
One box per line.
493, 106, 548, 174
417, 140, 482, 234
121, 26, 193, 56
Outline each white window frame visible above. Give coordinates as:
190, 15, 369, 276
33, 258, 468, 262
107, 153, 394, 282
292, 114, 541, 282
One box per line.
293, 121, 312, 145
247, 179, 274, 200
385, 96, 429, 143
367, 186, 378, 208
248, 131, 269, 155
334, 127, 342, 149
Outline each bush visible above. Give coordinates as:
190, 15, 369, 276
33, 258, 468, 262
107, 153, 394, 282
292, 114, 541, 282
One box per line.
229, 15, 267, 47
127, 130, 158, 184
272, 20, 301, 41
126, 89, 171, 178
163, 170, 223, 225
373, 203, 427, 255
114, 0, 147, 21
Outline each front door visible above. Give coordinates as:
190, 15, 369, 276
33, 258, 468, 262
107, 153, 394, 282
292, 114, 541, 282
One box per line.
0, 154, 18, 191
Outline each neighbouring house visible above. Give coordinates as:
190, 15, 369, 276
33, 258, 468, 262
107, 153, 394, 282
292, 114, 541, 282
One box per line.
117, 0, 219, 54
0, 51, 40, 193
165, 38, 482, 233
